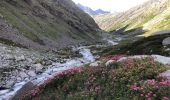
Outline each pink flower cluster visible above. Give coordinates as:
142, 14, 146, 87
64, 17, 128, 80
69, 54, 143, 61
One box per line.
58, 67, 83, 77
21, 67, 83, 99
102, 55, 124, 61
130, 83, 140, 91
130, 79, 170, 100
159, 80, 170, 85
20, 86, 41, 100
42, 67, 83, 88
164, 97, 170, 100
147, 79, 156, 85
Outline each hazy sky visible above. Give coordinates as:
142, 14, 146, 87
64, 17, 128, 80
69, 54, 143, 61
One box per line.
72, 0, 150, 12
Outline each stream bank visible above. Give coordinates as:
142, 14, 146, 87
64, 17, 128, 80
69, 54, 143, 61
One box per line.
0, 46, 96, 100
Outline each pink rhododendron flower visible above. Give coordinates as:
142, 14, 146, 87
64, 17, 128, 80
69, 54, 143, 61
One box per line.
130, 84, 140, 90
140, 94, 144, 97
163, 96, 169, 100
160, 80, 170, 85
147, 79, 156, 85
147, 97, 151, 100
102, 55, 124, 61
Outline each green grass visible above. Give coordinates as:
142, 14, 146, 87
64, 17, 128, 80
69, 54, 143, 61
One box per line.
0, 37, 27, 48
0, 0, 101, 47
22, 58, 168, 100
108, 11, 157, 32
102, 33, 170, 56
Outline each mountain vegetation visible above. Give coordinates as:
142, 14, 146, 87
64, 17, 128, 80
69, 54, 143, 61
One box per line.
0, 0, 101, 50
0, 0, 170, 100
93, 0, 170, 36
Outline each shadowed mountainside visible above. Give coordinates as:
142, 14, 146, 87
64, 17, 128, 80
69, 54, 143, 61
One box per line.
0, 0, 101, 50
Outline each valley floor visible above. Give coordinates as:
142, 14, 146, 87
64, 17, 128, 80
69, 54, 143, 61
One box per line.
0, 31, 170, 100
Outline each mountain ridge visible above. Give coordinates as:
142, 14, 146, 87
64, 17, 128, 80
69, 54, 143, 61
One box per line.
77, 3, 110, 15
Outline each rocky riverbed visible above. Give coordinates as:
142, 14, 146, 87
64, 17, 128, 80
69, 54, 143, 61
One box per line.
0, 43, 66, 89
0, 38, 170, 100
0, 43, 98, 100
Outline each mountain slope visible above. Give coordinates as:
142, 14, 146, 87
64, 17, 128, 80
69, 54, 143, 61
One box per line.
77, 3, 110, 15
93, 0, 170, 36
0, 0, 101, 50
93, 13, 118, 30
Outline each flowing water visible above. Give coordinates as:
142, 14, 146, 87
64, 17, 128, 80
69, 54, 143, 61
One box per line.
0, 46, 95, 100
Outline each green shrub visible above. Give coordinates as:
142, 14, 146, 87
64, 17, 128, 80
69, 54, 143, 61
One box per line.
23, 58, 168, 100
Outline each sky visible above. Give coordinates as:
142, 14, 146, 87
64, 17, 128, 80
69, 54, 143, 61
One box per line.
72, 0, 150, 12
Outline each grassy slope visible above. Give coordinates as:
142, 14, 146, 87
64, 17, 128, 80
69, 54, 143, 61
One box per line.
93, 0, 170, 36
0, 0, 101, 49
101, 33, 170, 56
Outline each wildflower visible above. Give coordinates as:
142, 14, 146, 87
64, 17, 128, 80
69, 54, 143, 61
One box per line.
130, 84, 140, 91
160, 80, 170, 85
147, 79, 156, 85
163, 96, 169, 100
140, 94, 144, 97
153, 94, 156, 97
147, 97, 151, 100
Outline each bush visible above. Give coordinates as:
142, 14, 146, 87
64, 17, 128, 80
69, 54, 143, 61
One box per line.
22, 57, 168, 100
130, 79, 170, 100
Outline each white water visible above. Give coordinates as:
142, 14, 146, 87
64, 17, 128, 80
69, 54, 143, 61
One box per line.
107, 40, 118, 45
0, 46, 95, 100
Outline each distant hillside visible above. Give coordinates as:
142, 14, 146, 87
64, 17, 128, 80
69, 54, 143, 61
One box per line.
93, 13, 119, 30
0, 0, 101, 50
94, 0, 170, 36
77, 3, 110, 15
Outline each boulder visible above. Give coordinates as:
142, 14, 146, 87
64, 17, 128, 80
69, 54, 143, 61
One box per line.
34, 63, 43, 73
19, 72, 28, 80
15, 55, 25, 61
94, 55, 100, 60
5, 80, 16, 88
160, 70, 170, 80
26, 58, 33, 63
5, 54, 15, 60
11, 81, 35, 100
105, 60, 116, 67
27, 70, 36, 77
162, 37, 170, 46
89, 61, 101, 67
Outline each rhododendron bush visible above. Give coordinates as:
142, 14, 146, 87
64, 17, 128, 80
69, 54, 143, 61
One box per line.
130, 79, 170, 100
22, 56, 169, 100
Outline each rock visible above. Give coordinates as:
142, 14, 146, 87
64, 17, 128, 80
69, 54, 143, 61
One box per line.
162, 37, 170, 46
34, 63, 43, 73
94, 55, 100, 60
15, 55, 25, 61
5, 54, 15, 60
6, 80, 15, 88
160, 70, 170, 80
26, 58, 33, 63
152, 55, 170, 65
27, 70, 36, 77
19, 72, 28, 80
90, 61, 101, 67
105, 60, 116, 67
17, 77, 22, 82
45, 60, 53, 66
11, 81, 35, 100
165, 48, 170, 52
12, 70, 19, 76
